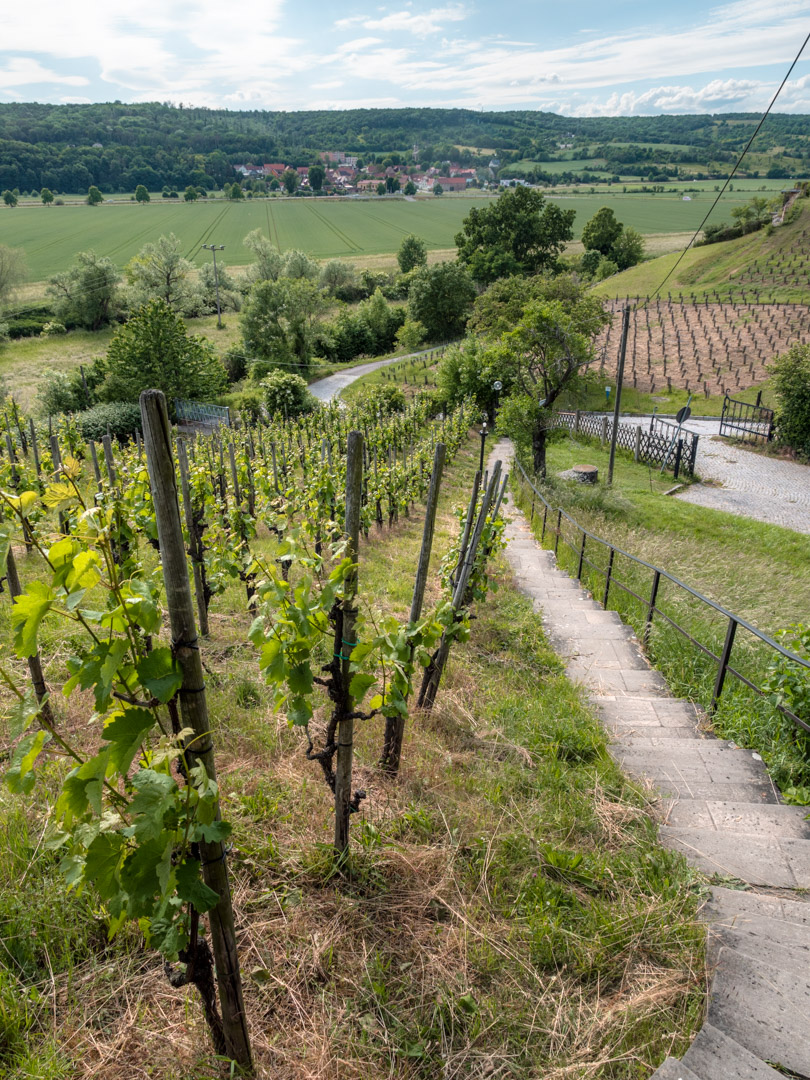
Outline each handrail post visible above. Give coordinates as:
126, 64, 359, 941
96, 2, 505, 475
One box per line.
530, 492, 535, 522
711, 617, 738, 714
541, 504, 548, 541
577, 531, 586, 580
554, 509, 562, 555
644, 570, 661, 647
602, 547, 615, 608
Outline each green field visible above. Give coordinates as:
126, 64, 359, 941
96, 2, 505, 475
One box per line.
0, 189, 757, 283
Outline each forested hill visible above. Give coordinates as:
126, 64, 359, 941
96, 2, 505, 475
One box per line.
1, 101, 808, 194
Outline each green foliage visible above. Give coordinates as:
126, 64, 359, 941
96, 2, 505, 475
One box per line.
124, 232, 201, 316
455, 186, 575, 284
134, 184, 150, 204
354, 384, 406, 415
74, 402, 143, 442
770, 343, 810, 456
3, 189, 19, 207
395, 318, 427, 352
86, 185, 103, 206
241, 277, 325, 369
308, 163, 325, 191
243, 228, 283, 285
397, 234, 428, 274
580, 208, 644, 273
581, 207, 623, 255
40, 187, 54, 205
259, 369, 317, 418
407, 261, 476, 341
47, 251, 121, 331
102, 299, 227, 406
0, 243, 26, 306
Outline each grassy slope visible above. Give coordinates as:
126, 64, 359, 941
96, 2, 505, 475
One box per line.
0, 438, 704, 1078
592, 196, 810, 303
513, 433, 810, 796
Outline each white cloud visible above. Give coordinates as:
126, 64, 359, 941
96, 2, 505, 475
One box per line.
361, 5, 469, 35
0, 58, 88, 88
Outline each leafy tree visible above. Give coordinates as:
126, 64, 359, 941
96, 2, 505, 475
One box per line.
47, 251, 121, 330
496, 277, 609, 474
397, 234, 428, 274
86, 186, 103, 205
40, 187, 54, 206
282, 249, 319, 281
135, 184, 150, 204
581, 207, 623, 256
376, 182, 386, 196
0, 244, 26, 306
228, 182, 244, 200
432, 183, 444, 196
102, 299, 226, 406
241, 277, 325, 369
403, 180, 417, 196
610, 226, 644, 270
308, 163, 325, 191
243, 229, 283, 284
3, 190, 18, 207
320, 259, 355, 295
260, 369, 317, 417
437, 336, 504, 420
770, 343, 810, 456
184, 185, 198, 202
455, 186, 575, 284
282, 169, 299, 195
124, 233, 201, 315
407, 261, 476, 341
395, 318, 427, 352
386, 176, 401, 194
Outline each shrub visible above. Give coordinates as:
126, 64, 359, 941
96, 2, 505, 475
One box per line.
355, 384, 406, 415
74, 402, 143, 442
223, 346, 247, 383
770, 343, 810, 457
260, 370, 317, 418
40, 321, 67, 336
223, 389, 264, 425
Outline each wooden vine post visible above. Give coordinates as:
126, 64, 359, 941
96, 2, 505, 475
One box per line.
5, 546, 53, 724
177, 438, 210, 637
139, 390, 253, 1073
334, 430, 363, 858
380, 441, 445, 775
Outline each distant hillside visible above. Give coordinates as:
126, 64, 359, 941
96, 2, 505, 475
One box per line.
0, 102, 808, 195
592, 194, 810, 305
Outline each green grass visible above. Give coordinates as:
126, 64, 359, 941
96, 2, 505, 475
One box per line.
0, 435, 705, 1077
513, 432, 810, 798
567, 377, 778, 417
338, 350, 442, 404
591, 196, 810, 303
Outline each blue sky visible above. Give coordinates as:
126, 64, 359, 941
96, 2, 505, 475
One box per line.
2, 0, 810, 116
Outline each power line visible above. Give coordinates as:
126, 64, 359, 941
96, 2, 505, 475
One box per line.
647, 29, 810, 305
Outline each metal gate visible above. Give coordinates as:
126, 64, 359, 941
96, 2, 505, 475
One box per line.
719, 393, 774, 444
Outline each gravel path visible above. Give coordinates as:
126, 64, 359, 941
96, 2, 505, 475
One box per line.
622, 416, 810, 535
309, 347, 440, 402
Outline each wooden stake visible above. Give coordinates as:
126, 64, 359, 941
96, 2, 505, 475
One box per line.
177, 439, 210, 637
139, 390, 253, 1072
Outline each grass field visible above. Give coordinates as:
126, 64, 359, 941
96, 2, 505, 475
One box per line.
1, 188, 756, 283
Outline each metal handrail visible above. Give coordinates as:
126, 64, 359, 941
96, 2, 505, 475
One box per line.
514, 458, 810, 733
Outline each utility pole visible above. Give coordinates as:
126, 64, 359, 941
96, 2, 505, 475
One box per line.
202, 243, 225, 329
607, 306, 630, 486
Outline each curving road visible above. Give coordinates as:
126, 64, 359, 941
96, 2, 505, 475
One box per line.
309, 348, 441, 402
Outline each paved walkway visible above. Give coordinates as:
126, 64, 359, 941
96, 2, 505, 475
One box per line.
622, 416, 810, 535
490, 436, 810, 1080
309, 347, 440, 402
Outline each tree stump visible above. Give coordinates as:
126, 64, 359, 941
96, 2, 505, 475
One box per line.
559, 464, 598, 484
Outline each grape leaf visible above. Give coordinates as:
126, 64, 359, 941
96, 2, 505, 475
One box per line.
12, 582, 55, 658
175, 858, 220, 913
102, 708, 156, 774
83, 832, 125, 900
127, 770, 178, 842
349, 673, 376, 702
136, 648, 182, 703
119, 835, 174, 917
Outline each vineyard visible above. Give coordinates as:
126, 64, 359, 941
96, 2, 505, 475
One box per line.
594, 297, 810, 395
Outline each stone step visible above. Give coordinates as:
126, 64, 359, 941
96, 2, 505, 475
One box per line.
707, 923, 810, 977
660, 800, 810, 839
707, 885, 810, 927
649, 1058, 700, 1080
660, 827, 810, 887
652, 779, 779, 804
596, 699, 705, 728
613, 750, 773, 788
708, 947, 810, 1077
681, 1023, 786, 1080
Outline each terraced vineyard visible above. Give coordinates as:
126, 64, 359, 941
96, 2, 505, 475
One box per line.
594, 297, 810, 395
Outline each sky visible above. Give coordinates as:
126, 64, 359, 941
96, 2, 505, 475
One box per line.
2, 0, 810, 116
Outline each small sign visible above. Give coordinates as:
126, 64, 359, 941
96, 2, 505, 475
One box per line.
675, 405, 692, 424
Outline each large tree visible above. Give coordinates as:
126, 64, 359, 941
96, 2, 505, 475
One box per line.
281, 169, 299, 195
86, 186, 103, 205
135, 184, 150, 204
407, 261, 476, 341
241, 277, 324, 369
47, 251, 120, 330
581, 207, 623, 256
40, 187, 54, 206
455, 186, 575, 284
581, 207, 645, 271
495, 277, 609, 475
308, 163, 325, 192
103, 299, 226, 406
243, 228, 283, 284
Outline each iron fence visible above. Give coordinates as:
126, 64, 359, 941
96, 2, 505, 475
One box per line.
175, 399, 231, 428
514, 458, 809, 734
548, 410, 699, 478
720, 393, 774, 443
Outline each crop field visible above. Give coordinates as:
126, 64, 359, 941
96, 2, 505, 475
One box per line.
1, 189, 752, 282
593, 297, 810, 396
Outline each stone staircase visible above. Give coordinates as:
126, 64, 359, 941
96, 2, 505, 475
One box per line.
491, 439, 810, 1080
